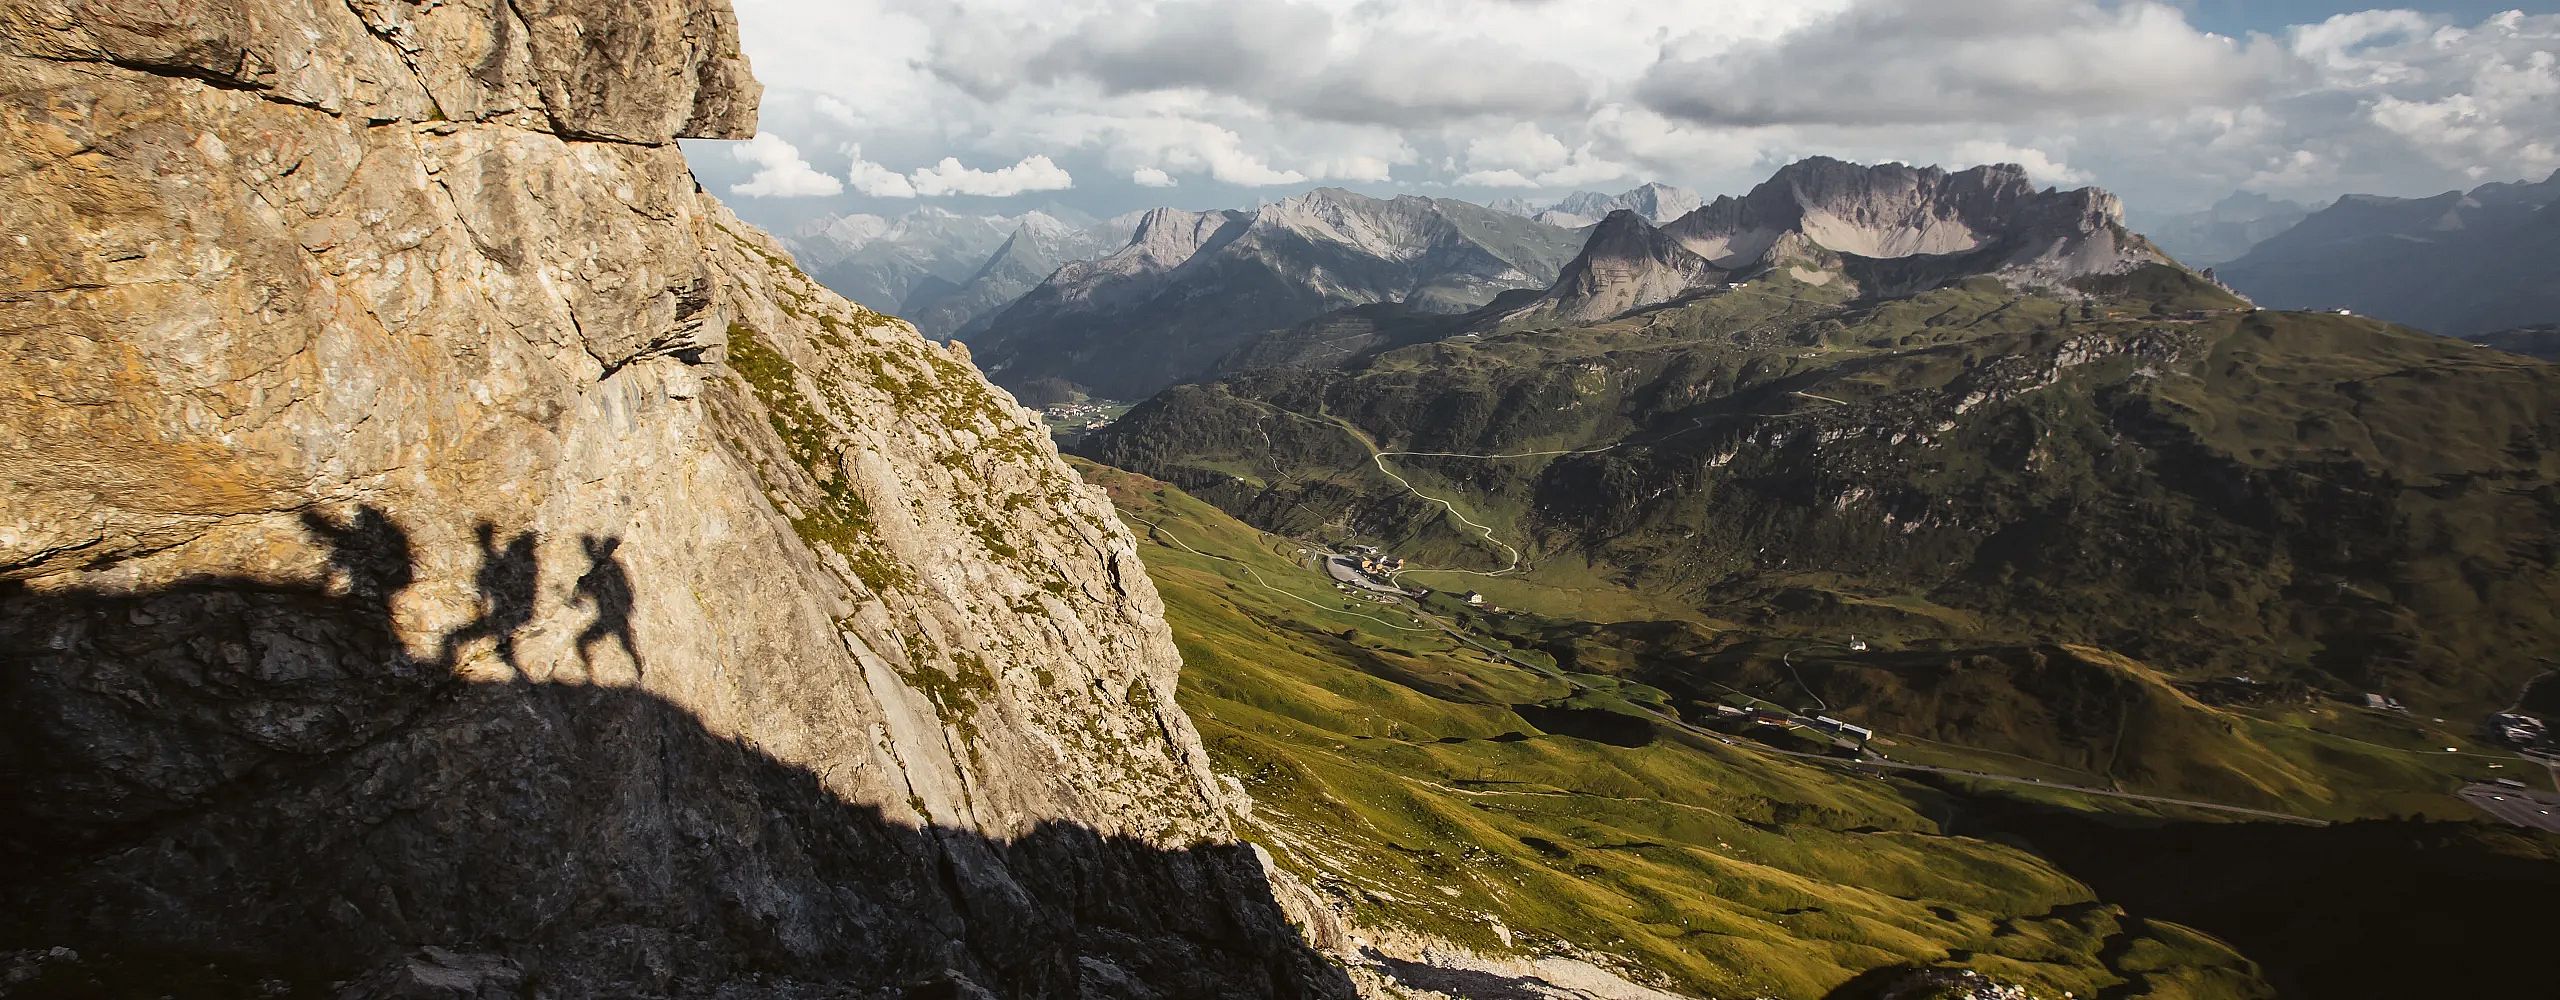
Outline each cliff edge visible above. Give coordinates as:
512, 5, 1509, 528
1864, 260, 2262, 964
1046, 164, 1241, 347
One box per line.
0, 2, 1345, 995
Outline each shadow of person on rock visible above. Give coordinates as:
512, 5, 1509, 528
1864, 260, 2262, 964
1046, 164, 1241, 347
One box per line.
571, 534, 641, 678
299, 504, 415, 607
438, 523, 541, 678
0, 508, 1361, 999
3, 504, 435, 862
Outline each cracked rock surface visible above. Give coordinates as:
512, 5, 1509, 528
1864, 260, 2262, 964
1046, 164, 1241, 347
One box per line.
0, 2, 1345, 996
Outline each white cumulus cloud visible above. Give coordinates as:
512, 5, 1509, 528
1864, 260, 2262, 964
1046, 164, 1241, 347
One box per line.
728, 133, 844, 198
1456, 123, 1632, 189
842, 144, 918, 198
910, 154, 1077, 197
697, 1, 2560, 226
840, 146, 1077, 198
1950, 141, 2090, 186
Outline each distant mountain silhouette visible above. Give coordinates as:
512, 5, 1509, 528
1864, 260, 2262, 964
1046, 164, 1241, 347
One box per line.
2217, 171, 2560, 335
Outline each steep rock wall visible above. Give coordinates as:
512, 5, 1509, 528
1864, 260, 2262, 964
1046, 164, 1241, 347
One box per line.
0, 2, 1344, 995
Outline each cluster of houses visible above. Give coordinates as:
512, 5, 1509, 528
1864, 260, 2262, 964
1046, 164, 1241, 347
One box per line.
1040, 400, 1119, 432
1345, 545, 1406, 577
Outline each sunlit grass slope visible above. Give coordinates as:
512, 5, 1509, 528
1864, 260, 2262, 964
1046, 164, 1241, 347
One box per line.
1078, 459, 2270, 1000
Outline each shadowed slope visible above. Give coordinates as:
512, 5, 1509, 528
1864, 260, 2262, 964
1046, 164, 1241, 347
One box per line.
0, 513, 1352, 999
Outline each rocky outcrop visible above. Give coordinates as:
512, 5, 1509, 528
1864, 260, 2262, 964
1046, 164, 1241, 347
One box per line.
1667, 157, 2128, 265
1530, 211, 1730, 323
0, 2, 1345, 995
969, 190, 1585, 399
1522, 158, 2171, 322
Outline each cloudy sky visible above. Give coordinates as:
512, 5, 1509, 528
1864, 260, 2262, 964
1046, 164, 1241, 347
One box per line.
684, 0, 2560, 231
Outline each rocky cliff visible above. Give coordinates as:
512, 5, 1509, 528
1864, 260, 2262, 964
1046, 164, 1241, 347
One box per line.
0, 2, 1345, 995
1534, 210, 1730, 323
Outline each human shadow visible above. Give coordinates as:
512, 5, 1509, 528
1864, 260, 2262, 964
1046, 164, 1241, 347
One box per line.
300, 505, 416, 604
439, 523, 542, 678
571, 534, 641, 678
0, 506, 1353, 999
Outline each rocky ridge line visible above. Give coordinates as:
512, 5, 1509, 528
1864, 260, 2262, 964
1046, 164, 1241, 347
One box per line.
1519, 158, 2169, 323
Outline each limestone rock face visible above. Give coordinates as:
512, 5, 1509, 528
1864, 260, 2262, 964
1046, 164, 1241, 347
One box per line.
0, 0, 759, 142
1535, 210, 1730, 323
0, 2, 1342, 996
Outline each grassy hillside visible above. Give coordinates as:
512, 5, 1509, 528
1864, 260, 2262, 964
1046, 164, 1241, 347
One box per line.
1535, 624, 2498, 821
1084, 275, 2560, 717
1083, 460, 2560, 998
1082, 460, 2274, 999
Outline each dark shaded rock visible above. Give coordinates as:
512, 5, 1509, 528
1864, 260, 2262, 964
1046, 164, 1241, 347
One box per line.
335, 949, 527, 1000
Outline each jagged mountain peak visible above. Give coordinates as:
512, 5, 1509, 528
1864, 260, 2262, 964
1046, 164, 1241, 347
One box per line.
1522, 157, 2166, 323
1123, 206, 1251, 262
1549, 182, 1704, 225
1014, 209, 1079, 238
1578, 207, 1688, 256
1618, 180, 1708, 221
1702, 156, 2125, 255
1535, 210, 1728, 323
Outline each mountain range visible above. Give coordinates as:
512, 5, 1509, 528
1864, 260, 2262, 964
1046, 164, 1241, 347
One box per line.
1520, 158, 2168, 323
967, 188, 1588, 399
786, 206, 1131, 336
19, 3, 2560, 999
2132, 191, 2317, 267
785, 207, 1020, 305
809, 183, 1705, 360
1082, 158, 2560, 719
2215, 170, 2560, 336
904, 209, 1142, 337
1493, 181, 1707, 228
